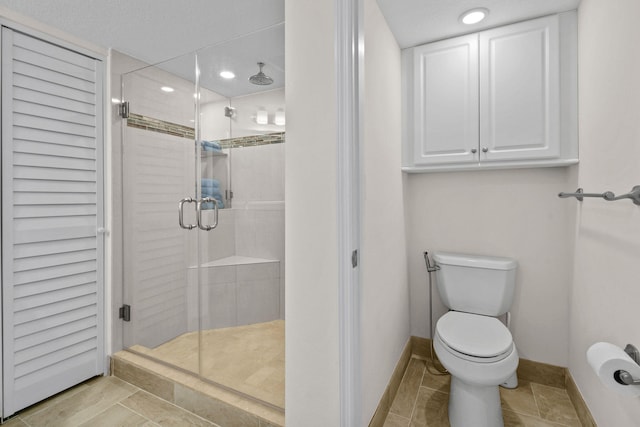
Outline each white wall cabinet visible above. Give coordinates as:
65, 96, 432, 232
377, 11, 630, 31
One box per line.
402, 12, 577, 172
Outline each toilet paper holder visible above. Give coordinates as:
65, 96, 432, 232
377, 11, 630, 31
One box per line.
615, 344, 640, 386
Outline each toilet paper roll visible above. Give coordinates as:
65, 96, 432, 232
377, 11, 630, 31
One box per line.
587, 342, 640, 397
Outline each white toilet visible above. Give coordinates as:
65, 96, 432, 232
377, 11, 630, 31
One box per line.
432, 252, 519, 427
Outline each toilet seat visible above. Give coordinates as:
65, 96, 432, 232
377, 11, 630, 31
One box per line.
436, 311, 513, 363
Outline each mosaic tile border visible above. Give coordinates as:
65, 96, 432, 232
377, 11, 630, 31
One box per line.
127, 113, 195, 139
127, 113, 285, 148
219, 132, 285, 149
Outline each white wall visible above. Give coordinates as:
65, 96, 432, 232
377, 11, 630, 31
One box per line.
285, 0, 341, 424
230, 89, 285, 137
405, 166, 577, 366
201, 88, 285, 141
361, 0, 411, 423
568, 1, 640, 425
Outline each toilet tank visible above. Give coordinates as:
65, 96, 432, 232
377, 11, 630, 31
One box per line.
433, 252, 517, 316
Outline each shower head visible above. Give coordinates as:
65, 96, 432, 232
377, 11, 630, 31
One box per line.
249, 62, 273, 86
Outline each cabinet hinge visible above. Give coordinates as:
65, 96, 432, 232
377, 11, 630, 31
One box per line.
119, 101, 130, 119
351, 249, 358, 268
119, 304, 131, 322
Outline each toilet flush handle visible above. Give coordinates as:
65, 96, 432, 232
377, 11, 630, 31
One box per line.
423, 252, 440, 272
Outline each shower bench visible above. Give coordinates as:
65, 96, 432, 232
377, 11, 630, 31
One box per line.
188, 255, 281, 330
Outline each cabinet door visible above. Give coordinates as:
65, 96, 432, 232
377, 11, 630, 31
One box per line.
479, 15, 560, 162
412, 34, 479, 166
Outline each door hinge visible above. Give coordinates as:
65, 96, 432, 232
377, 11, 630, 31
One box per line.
119, 304, 131, 322
351, 249, 358, 268
119, 101, 130, 119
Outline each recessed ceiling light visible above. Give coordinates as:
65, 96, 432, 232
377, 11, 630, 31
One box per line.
460, 8, 489, 25
161, 86, 174, 93
219, 70, 235, 79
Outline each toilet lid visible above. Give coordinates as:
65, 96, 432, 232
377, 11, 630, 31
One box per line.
436, 311, 513, 358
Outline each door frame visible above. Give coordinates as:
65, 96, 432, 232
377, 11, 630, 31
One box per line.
335, 0, 363, 425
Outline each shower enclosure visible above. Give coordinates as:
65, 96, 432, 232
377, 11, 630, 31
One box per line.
119, 24, 285, 409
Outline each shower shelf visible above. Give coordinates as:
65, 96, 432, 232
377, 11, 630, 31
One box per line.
189, 255, 279, 269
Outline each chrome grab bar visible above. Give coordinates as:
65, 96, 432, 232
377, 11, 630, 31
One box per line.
196, 197, 219, 231
178, 197, 196, 229
558, 186, 640, 205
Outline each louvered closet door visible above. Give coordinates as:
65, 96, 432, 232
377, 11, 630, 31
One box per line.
1, 27, 104, 416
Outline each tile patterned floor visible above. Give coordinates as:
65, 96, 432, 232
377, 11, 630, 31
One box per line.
129, 320, 285, 409
3, 376, 221, 427
384, 357, 583, 427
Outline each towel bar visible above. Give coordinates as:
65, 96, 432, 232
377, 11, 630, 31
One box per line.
558, 186, 640, 205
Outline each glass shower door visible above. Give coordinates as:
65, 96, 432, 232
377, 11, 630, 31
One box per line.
119, 23, 285, 410
121, 52, 206, 375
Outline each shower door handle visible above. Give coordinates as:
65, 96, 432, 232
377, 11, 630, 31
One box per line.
196, 197, 219, 231
178, 197, 197, 230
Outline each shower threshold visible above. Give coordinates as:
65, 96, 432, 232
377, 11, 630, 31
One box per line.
111, 350, 284, 427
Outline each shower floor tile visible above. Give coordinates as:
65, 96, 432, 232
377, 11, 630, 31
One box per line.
384, 357, 583, 427
128, 319, 285, 409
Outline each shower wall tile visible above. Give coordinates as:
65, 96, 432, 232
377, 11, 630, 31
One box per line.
231, 144, 285, 203
202, 209, 236, 262
203, 265, 236, 284
237, 263, 280, 281
234, 208, 257, 257
253, 209, 285, 261
237, 278, 280, 326
187, 268, 198, 332
201, 282, 237, 330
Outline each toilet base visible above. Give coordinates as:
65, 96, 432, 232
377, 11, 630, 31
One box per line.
448, 376, 504, 427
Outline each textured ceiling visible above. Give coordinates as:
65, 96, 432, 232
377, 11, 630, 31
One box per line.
0, 1, 583, 96
376, 0, 582, 49
0, 0, 284, 97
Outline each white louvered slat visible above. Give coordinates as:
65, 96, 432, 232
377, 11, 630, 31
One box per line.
14, 326, 97, 365
13, 260, 97, 287
13, 87, 94, 114
14, 152, 96, 171
15, 217, 97, 235
14, 337, 97, 379
13, 32, 96, 70
14, 165, 96, 182
13, 126, 96, 148
14, 282, 96, 312
13, 100, 95, 127
13, 71, 95, 103
14, 249, 97, 272
14, 305, 97, 338
14, 272, 96, 299
2, 27, 104, 417
13, 47, 96, 83
13, 114, 95, 138
14, 204, 97, 219
14, 179, 96, 193
15, 140, 96, 160
13, 294, 97, 326
14, 315, 97, 352
14, 238, 96, 259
